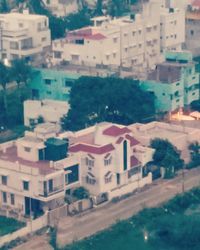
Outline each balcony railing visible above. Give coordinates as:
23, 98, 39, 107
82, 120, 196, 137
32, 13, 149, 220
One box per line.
39, 185, 64, 197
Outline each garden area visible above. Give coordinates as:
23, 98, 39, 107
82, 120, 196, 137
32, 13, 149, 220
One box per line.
61, 188, 200, 250
0, 216, 25, 237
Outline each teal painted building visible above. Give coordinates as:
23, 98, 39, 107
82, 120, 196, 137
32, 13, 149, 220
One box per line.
29, 68, 80, 101
140, 51, 200, 113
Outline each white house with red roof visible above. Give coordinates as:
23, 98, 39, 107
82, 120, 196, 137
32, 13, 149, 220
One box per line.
60, 122, 154, 201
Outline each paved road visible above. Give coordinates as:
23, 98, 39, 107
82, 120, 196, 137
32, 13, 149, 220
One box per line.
57, 168, 200, 247
13, 235, 53, 250
13, 168, 200, 249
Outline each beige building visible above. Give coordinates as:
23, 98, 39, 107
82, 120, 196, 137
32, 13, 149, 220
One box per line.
0, 11, 51, 65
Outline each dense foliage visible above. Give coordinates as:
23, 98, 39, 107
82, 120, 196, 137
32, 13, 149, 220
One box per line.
28, 0, 91, 39
190, 100, 200, 112
151, 139, 184, 178
61, 76, 155, 131
187, 141, 200, 169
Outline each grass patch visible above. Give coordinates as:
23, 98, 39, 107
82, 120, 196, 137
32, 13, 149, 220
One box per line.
60, 188, 200, 250
0, 216, 25, 237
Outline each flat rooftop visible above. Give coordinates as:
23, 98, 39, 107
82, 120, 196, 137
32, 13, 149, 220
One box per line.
0, 146, 55, 175
49, 63, 119, 76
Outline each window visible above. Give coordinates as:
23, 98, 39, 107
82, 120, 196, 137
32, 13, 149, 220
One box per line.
23, 181, 29, 191
123, 140, 128, 171
113, 53, 116, 58
10, 41, 19, 50
106, 55, 110, 60
64, 164, 79, 184
24, 147, 31, 152
2, 192, 7, 203
176, 82, 180, 86
44, 79, 52, 85
19, 23, 23, 28
86, 157, 94, 167
48, 179, 53, 193
86, 176, 96, 185
1, 175, 7, 185
104, 157, 112, 166
190, 30, 194, 36
10, 193, 15, 205
105, 172, 112, 183
113, 37, 118, 43
54, 51, 62, 58
71, 55, 79, 61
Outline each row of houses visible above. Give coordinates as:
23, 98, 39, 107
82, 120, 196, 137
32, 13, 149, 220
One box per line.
0, 121, 199, 216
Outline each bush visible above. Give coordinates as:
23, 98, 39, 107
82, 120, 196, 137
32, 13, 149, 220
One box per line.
72, 187, 89, 200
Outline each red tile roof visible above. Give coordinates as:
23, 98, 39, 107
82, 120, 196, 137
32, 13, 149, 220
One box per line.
130, 155, 140, 168
103, 125, 131, 137
125, 134, 140, 147
116, 137, 124, 144
0, 146, 55, 175
86, 33, 106, 40
69, 143, 115, 155
192, 0, 200, 8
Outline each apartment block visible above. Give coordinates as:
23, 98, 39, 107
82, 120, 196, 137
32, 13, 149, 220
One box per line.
140, 51, 199, 113
52, 1, 185, 71
29, 66, 118, 101
0, 11, 51, 64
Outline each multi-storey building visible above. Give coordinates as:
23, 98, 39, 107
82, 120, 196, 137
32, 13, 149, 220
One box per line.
185, 0, 200, 55
0, 11, 51, 64
52, 2, 160, 70
52, 1, 185, 71
29, 66, 118, 101
0, 123, 80, 216
140, 51, 199, 113
160, 7, 185, 52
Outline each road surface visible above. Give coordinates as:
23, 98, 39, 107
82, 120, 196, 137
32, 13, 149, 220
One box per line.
57, 168, 200, 247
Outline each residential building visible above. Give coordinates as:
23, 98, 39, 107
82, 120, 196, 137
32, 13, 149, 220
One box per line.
0, 123, 80, 216
59, 122, 154, 201
0, 11, 51, 64
24, 100, 70, 127
140, 51, 199, 113
129, 121, 200, 162
51, 1, 185, 72
29, 66, 118, 101
160, 7, 185, 52
186, 0, 200, 55
52, 2, 160, 70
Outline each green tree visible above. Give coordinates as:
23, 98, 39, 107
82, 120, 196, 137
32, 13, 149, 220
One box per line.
0, 61, 10, 118
190, 100, 200, 112
151, 139, 184, 178
188, 141, 200, 168
61, 76, 155, 131
66, 8, 92, 31
72, 187, 89, 200
94, 0, 103, 16
0, 0, 9, 13
11, 59, 32, 100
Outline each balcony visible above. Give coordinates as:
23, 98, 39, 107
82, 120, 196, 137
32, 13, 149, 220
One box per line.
39, 184, 64, 198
